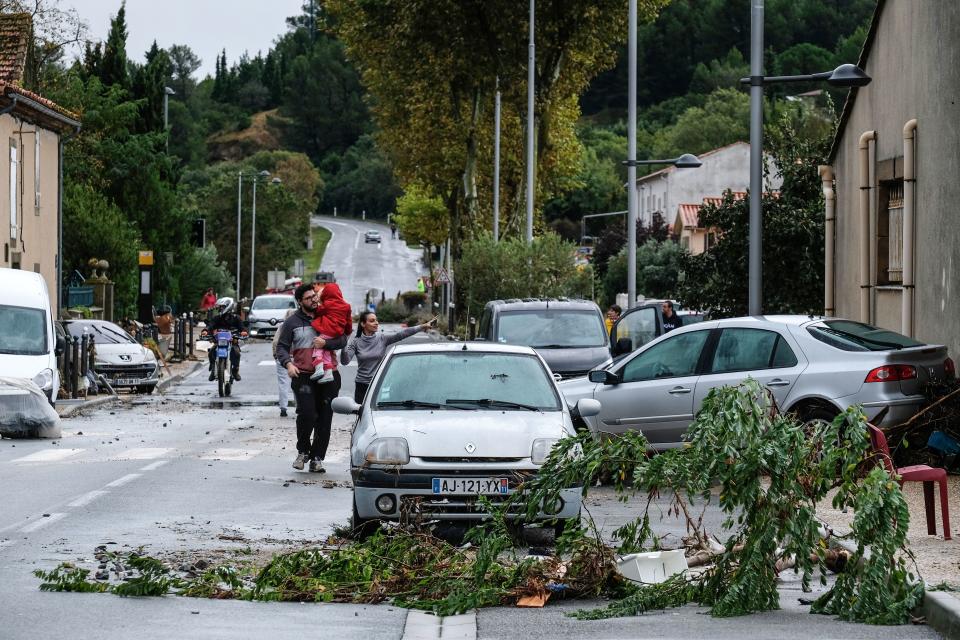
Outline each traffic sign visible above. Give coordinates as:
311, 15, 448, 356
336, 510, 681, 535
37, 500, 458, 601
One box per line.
435, 268, 450, 284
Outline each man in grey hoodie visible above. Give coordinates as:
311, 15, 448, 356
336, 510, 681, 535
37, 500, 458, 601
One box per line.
341, 310, 436, 404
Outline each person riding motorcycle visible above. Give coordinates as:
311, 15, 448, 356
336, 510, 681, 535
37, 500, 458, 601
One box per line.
207, 297, 243, 381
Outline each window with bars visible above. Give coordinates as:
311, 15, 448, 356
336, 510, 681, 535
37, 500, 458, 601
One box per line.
877, 181, 904, 284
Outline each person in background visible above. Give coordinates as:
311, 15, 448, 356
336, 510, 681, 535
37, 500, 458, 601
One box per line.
341, 311, 436, 404
199, 288, 217, 312
661, 300, 683, 333
272, 308, 297, 417
605, 304, 622, 334
416, 277, 426, 294
207, 298, 243, 381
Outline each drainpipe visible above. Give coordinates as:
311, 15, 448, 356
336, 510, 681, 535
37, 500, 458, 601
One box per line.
902, 119, 918, 337
819, 165, 835, 316
858, 130, 876, 323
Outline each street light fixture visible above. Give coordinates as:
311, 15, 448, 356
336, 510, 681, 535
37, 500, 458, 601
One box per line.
742, 0, 871, 316
621, 154, 702, 307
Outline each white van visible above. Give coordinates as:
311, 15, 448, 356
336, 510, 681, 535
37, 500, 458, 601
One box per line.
0, 268, 62, 403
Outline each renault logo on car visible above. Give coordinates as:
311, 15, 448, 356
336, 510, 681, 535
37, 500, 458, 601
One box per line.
464, 442, 476, 453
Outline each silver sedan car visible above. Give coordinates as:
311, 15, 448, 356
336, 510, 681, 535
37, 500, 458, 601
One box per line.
560, 315, 954, 449
333, 342, 600, 533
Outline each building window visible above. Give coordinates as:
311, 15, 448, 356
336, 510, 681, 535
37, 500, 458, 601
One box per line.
681, 235, 689, 250
706, 231, 716, 250
34, 132, 40, 212
9, 138, 17, 240
877, 180, 904, 285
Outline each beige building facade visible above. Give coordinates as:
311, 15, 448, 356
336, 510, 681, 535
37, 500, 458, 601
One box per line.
0, 13, 81, 315
822, 0, 960, 358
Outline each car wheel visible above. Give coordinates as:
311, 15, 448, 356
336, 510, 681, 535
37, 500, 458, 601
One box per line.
553, 514, 579, 540
800, 406, 840, 431
351, 499, 379, 541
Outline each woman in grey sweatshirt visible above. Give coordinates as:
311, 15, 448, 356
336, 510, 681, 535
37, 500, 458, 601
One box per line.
340, 311, 435, 403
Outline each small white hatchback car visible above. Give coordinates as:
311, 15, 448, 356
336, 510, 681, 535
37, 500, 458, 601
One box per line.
333, 342, 600, 533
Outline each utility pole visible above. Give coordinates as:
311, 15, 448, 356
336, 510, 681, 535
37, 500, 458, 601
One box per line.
493, 77, 501, 243
525, 0, 535, 244
236, 172, 242, 295
626, 0, 638, 307
250, 178, 257, 300
748, 0, 764, 315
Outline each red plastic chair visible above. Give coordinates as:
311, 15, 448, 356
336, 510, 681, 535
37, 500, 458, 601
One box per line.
868, 424, 952, 540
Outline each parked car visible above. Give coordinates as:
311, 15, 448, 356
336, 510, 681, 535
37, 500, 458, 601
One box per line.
62, 320, 160, 394
475, 299, 609, 379
314, 270, 336, 284
560, 315, 954, 449
246, 294, 296, 338
0, 268, 62, 407
364, 230, 382, 244
332, 342, 600, 535
609, 299, 705, 357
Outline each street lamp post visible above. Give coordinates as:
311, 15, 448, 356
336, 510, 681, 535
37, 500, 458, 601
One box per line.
163, 86, 175, 151
743, 0, 870, 315
249, 170, 279, 300
236, 172, 242, 295
525, 0, 535, 244
622, 154, 702, 306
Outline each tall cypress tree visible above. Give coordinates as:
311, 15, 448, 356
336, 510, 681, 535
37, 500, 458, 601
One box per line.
100, 2, 129, 88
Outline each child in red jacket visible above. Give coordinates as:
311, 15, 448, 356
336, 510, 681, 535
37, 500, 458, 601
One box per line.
310, 283, 352, 383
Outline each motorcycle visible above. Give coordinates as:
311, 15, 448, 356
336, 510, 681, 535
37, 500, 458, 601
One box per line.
202, 329, 246, 397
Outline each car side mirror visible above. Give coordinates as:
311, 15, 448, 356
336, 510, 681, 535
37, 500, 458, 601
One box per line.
574, 398, 601, 417
332, 396, 361, 415
55, 335, 66, 356
588, 370, 620, 385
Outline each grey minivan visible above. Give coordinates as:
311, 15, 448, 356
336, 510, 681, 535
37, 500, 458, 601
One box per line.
475, 299, 609, 379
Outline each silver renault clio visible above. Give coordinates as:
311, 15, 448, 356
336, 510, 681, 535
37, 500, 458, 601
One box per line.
560, 315, 954, 449
333, 342, 600, 533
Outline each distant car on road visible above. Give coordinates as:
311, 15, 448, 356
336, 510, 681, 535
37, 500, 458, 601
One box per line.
63, 319, 160, 394
560, 315, 954, 449
333, 342, 599, 536
476, 298, 610, 380
364, 230, 382, 244
246, 294, 297, 338
314, 271, 336, 284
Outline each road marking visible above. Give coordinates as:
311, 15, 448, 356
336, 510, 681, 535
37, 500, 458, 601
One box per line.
140, 460, 169, 472
353, 232, 360, 250
20, 513, 67, 533
200, 448, 261, 461
257, 360, 276, 367
116, 447, 171, 460
402, 611, 477, 640
12, 448, 84, 463
105, 473, 141, 488
68, 490, 108, 508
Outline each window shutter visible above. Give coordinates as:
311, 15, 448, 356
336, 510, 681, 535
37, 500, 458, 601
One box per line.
887, 184, 904, 282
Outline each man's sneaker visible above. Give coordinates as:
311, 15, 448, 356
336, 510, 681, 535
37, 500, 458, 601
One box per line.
208, 370, 216, 381
309, 459, 326, 473
280, 408, 288, 417
292, 453, 308, 470
232, 369, 241, 381
315, 369, 335, 384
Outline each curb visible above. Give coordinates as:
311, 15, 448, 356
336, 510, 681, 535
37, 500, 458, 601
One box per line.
918, 591, 960, 639
56, 395, 120, 418
157, 360, 204, 394
820, 522, 960, 638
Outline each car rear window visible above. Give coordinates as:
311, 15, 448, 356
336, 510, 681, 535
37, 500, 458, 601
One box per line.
497, 309, 607, 348
807, 320, 924, 352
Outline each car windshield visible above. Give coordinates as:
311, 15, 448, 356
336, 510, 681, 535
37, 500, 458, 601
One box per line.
497, 309, 606, 348
67, 322, 136, 345
807, 320, 924, 352
374, 351, 561, 411
253, 297, 295, 310
0, 305, 47, 355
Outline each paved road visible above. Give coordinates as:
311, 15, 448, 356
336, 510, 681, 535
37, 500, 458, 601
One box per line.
0, 337, 942, 639
312, 215, 425, 313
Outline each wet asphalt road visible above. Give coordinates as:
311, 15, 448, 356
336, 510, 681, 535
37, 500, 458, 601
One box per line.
0, 343, 942, 638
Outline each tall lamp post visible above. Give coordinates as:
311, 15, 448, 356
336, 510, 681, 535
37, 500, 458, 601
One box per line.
250, 171, 281, 300
622, 154, 702, 307
743, 0, 870, 315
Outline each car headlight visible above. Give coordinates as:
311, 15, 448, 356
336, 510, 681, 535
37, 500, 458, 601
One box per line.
32, 368, 54, 391
364, 438, 410, 465
531, 438, 560, 465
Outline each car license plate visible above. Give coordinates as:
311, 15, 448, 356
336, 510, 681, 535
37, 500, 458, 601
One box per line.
431, 477, 509, 495
115, 378, 141, 386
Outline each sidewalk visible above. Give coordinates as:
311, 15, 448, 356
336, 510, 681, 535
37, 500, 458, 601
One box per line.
55, 358, 204, 418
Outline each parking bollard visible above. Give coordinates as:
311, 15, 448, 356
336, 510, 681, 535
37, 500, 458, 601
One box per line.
70, 336, 81, 399
79, 334, 89, 377
188, 312, 195, 357
62, 334, 73, 396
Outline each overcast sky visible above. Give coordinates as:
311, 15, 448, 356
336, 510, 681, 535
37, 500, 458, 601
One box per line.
71, 0, 308, 79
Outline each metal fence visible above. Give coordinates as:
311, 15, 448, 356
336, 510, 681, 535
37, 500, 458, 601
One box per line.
58, 333, 96, 399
